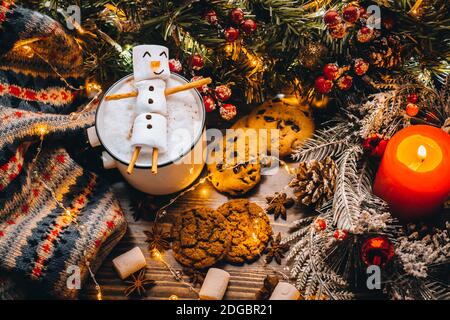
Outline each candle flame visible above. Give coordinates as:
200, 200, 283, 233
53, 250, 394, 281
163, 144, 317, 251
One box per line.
417, 145, 427, 161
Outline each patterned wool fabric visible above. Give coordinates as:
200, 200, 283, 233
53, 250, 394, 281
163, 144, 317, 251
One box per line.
0, 2, 127, 299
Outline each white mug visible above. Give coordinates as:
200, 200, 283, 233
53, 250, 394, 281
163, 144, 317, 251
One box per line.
87, 73, 206, 195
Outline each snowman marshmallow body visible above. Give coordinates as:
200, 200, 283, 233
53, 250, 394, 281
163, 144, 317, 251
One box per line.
135, 79, 167, 116
130, 45, 170, 156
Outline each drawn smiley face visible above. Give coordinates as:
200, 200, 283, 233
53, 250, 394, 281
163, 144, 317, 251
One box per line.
133, 45, 170, 81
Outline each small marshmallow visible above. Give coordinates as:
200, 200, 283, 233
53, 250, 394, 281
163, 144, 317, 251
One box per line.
133, 45, 170, 82
199, 268, 230, 300
135, 79, 167, 116
112, 247, 147, 280
131, 112, 168, 153
269, 282, 300, 300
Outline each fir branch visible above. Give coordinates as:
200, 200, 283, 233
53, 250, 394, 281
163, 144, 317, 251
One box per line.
284, 212, 354, 300
332, 145, 363, 233
291, 120, 353, 162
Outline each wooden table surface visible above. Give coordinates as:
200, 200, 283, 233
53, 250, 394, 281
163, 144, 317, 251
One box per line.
80, 164, 307, 300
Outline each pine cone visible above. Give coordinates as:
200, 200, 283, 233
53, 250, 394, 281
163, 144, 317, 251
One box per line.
369, 35, 403, 69
289, 157, 337, 208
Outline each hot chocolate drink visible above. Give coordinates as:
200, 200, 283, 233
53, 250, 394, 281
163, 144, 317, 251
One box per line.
96, 74, 204, 167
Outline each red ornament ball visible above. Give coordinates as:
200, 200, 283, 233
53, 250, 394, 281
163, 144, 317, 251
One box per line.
333, 229, 349, 241
361, 236, 395, 268
359, 7, 367, 19
220, 103, 237, 121
204, 10, 218, 25
214, 85, 232, 101
314, 218, 327, 231
191, 76, 209, 93
323, 63, 339, 80
357, 26, 374, 43
168, 59, 183, 73
336, 75, 353, 91
225, 27, 239, 42
190, 54, 204, 71
203, 95, 216, 113
315, 76, 333, 94
230, 8, 245, 25
323, 10, 340, 26
406, 103, 419, 117
354, 58, 369, 76
242, 19, 257, 34
343, 5, 360, 23
407, 93, 418, 103
329, 22, 347, 39
363, 134, 389, 158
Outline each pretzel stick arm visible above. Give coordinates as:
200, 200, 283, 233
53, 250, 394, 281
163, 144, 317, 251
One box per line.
105, 91, 138, 101
165, 77, 212, 96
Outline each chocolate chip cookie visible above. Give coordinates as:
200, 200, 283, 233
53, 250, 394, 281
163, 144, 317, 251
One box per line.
215, 199, 272, 263
172, 207, 232, 269
208, 128, 261, 196
247, 97, 314, 157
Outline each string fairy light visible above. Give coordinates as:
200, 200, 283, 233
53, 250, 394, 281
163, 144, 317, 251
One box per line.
27, 91, 104, 299
85, 256, 103, 300
150, 249, 199, 297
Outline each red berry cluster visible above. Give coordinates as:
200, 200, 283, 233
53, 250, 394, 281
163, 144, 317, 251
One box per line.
363, 133, 389, 158
192, 76, 236, 120
405, 93, 419, 117
315, 58, 369, 94
204, 8, 257, 43
324, 5, 382, 43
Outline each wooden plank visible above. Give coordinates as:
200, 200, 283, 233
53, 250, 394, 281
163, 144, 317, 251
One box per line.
80, 164, 305, 300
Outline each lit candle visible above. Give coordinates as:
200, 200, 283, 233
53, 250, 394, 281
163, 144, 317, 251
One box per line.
373, 125, 450, 220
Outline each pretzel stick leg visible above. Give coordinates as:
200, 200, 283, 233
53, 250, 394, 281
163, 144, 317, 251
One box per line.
127, 146, 141, 175
165, 77, 212, 96
151, 148, 159, 175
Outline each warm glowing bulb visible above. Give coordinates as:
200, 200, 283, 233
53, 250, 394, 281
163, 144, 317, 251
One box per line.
417, 145, 427, 161
224, 44, 233, 53
35, 124, 49, 136
169, 295, 179, 300
200, 187, 209, 197
152, 249, 162, 260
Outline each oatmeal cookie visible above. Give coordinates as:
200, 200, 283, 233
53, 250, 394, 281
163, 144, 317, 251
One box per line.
171, 207, 232, 269
215, 199, 272, 263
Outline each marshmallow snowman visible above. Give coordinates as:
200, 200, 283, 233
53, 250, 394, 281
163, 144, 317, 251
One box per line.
130, 45, 171, 156
131, 113, 168, 154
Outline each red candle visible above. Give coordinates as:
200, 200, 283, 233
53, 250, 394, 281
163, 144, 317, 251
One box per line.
373, 125, 450, 221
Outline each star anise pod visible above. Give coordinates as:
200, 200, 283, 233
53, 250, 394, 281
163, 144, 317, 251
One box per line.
124, 269, 156, 297
265, 192, 294, 220
183, 268, 206, 287
144, 223, 171, 252
255, 275, 279, 300
264, 233, 290, 264
130, 189, 159, 221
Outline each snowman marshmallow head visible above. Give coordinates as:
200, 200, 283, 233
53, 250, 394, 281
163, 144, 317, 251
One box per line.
133, 45, 170, 82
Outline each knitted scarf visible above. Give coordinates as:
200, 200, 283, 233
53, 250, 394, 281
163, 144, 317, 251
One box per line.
0, 2, 127, 299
